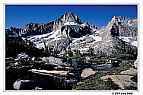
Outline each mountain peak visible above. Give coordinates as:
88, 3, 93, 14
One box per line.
52, 12, 81, 31
111, 16, 129, 24
105, 16, 137, 38
59, 11, 81, 23
64, 11, 74, 16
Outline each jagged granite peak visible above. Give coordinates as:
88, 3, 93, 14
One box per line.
51, 12, 93, 38
110, 16, 128, 25
69, 16, 137, 57
6, 21, 55, 37
60, 12, 81, 23
53, 12, 81, 31
105, 16, 137, 38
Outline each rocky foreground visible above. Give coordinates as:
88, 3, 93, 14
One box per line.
6, 52, 137, 90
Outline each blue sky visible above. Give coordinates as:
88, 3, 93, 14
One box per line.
5, 5, 137, 28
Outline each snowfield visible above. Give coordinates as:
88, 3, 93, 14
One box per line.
26, 30, 62, 49
64, 21, 78, 26
119, 36, 137, 47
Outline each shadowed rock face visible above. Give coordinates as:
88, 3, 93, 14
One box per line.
110, 23, 119, 37
61, 25, 91, 38
7, 67, 74, 90
13, 78, 76, 90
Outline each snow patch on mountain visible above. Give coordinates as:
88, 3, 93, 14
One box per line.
64, 22, 79, 26
119, 36, 137, 47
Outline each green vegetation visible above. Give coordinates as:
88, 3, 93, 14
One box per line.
73, 72, 120, 90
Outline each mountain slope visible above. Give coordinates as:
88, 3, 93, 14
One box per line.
69, 16, 137, 58
6, 12, 137, 58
